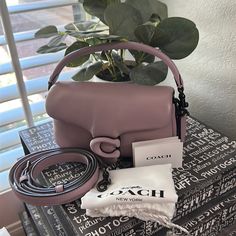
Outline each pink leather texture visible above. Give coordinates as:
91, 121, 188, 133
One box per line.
46, 82, 177, 158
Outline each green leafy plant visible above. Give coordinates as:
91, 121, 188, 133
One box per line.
35, 0, 199, 85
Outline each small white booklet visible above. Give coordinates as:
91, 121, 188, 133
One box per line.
132, 136, 183, 168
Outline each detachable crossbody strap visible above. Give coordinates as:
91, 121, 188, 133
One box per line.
48, 41, 184, 90
9, 148, 99, 206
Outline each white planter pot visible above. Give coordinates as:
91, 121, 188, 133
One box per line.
90, 75, 132, 84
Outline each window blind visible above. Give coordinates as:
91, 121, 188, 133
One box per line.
0, 0, 86, 192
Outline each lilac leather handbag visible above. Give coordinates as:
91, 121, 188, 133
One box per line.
46, 41, 189, 163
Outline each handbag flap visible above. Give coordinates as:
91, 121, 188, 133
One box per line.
46, 82, 175, 138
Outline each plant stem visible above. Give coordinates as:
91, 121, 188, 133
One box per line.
137, 52, 145, 65
72, 23, 80, 32
91, 53, 99, 61
91, 20, 101, 31
109, 50, 118, 81
105, 52, 116, 79
120, 49, 124, 62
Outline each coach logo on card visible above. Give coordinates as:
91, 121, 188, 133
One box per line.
132, 137, 183, 168
146, 154, 172, 160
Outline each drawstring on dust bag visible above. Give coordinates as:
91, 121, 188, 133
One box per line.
81, 164, 189, 234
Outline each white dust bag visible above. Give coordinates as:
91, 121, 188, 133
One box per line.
81, 164, 188, 233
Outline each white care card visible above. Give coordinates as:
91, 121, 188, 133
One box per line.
132, 137, 183, 168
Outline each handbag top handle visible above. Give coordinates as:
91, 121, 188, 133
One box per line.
48, 41, 183, 90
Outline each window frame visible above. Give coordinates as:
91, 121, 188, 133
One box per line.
0, 0, 87, 230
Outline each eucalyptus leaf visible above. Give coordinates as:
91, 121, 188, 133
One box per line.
47, 35, 66, 47
86, 37, 106, 46
72, 61, 103, 81
104, 3, 142, 41
129, 50, 155, 64
112, 52, 131, 75
64, 41, 90, 67
64, 21, 98, 31
83, 0, 118, 24
126, 0, 167, 22
79, 33, 120, 39
149, 13, 162, 23
96, 51, 111, 61
36, 43, 67, 54
35, 25, 58, 38
134, 13, 161, 45
134, 23, 156, 45
95, 34, 123, 40
85, 34, 123, 45
65, 30, 84, 38
100, 51, 108, 60
66, 30, 107, 39
154, 17, 199, 59
79, 29, 107, 35
129, 61, 168, 85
